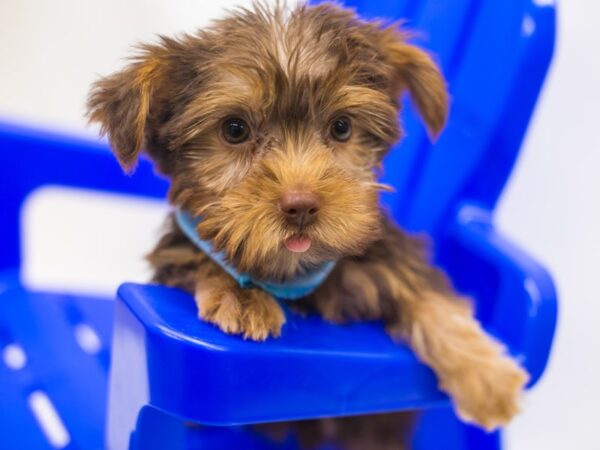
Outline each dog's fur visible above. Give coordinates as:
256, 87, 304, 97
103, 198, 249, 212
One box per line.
88, 2, 528, 448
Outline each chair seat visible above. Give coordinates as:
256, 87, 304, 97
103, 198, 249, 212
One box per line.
0, 270, 112, 450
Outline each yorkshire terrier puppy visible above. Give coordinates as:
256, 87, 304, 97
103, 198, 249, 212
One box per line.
88, 2, 528, 448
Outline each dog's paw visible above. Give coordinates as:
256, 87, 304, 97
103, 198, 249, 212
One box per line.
196, 287, 285, 341
196, 289, 243, 335
445, 355, 529, 431
240, 290, 287, 341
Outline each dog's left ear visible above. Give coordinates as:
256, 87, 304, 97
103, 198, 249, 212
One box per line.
379, 29, 449, 139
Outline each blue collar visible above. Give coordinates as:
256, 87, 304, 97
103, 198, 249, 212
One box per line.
175, 210, 336, 301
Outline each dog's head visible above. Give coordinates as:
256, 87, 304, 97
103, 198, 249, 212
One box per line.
87, 3, 447, 280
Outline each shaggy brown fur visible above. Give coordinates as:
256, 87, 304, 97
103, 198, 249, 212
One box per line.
88, 2, 528, 448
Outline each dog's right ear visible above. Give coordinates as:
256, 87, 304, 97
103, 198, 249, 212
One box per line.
87, 47, 167, 173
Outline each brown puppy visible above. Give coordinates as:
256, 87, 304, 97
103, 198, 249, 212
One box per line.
87, 2, 528, 447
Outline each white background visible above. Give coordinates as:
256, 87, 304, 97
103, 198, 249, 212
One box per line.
1, 1, 598, 449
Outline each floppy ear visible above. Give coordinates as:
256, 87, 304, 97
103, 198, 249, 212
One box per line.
380, 29, 449, 139
87, 48, 166, 172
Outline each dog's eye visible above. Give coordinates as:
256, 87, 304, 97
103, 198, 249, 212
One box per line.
222, 118, 251, 144
330, 117, 352, 142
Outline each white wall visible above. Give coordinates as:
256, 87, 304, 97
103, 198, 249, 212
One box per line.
497, 1, 600, 448
1, 1, 598, 449
0, 0, 251, 135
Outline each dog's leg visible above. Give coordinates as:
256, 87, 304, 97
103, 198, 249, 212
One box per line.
194, 273, 286, 341
385, 289, 528, 430
148, 215, 286, 341
311, 218, 528, 430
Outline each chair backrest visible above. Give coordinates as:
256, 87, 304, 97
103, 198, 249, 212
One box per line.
0, 123, 167, 273
336, 0, 555, 235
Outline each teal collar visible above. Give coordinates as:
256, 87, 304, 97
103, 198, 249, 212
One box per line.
175, 210, 336, 301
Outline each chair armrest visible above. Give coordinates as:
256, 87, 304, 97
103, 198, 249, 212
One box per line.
437, 204, 558, 385
107, 281, 449, 447
0, 121, 167, 271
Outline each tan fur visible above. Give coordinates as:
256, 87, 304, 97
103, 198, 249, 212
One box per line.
88, 2, 526, 447
395, 295, 528, 430
195, 263, 285, 341
311, 217, 528, 432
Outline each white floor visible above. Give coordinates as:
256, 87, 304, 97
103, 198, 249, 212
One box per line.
2, 1, 599, 449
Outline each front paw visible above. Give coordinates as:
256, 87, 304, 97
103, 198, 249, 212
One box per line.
196, 287, 285, 341
444, 354, 529, 431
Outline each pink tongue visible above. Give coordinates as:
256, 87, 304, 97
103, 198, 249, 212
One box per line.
284, 235, 312, 253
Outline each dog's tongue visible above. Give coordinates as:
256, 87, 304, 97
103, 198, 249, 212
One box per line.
284, 235, 311, 253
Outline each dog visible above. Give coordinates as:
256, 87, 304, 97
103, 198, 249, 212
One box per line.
87, 2, 528, 448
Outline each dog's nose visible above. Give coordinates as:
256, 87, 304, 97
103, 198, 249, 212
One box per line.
279, 190, 320, 227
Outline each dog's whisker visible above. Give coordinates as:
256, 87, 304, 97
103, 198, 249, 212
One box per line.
368, 182, 395, 193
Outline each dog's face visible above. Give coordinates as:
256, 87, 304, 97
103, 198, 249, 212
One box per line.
88, 3, 447, 280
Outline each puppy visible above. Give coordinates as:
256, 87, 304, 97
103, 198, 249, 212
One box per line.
87, 2, 528, 447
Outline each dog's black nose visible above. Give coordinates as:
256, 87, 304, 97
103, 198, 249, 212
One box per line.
279, 190, 320, 227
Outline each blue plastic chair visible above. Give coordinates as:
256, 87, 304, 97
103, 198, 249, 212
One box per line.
0, 0, 558, 449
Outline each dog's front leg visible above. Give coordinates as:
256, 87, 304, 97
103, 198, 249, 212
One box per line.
147, 216, 286, 341
385, 289, 529, 430
195, 272, 286, 341
311, 220, 529, 430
